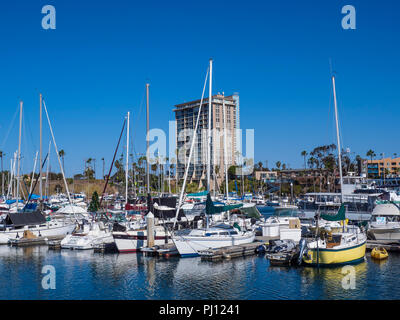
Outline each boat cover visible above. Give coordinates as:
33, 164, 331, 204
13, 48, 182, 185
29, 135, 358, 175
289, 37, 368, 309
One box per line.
187, 191, 208, 197
205, 192, 243, 215
147, 195, 185, 219
321, 204, 346, 221
4, 211, 47, 227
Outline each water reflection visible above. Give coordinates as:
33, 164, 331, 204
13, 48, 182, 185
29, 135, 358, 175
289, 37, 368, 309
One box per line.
0, 245, 399, 299
299, 260, 368, 299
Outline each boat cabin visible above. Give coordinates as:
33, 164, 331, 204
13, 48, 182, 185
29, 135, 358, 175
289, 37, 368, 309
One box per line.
0, 211, 47, 231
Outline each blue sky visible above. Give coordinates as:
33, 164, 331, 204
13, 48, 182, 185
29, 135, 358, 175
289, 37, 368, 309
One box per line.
0, 0, 399, 177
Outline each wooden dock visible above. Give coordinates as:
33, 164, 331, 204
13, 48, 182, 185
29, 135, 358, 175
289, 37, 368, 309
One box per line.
199, 241, 263, 261
366, 240, 400, 252
9, 235, 65, 247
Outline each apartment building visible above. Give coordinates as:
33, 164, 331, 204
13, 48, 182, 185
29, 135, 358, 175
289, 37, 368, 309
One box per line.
173, 94, 239, 189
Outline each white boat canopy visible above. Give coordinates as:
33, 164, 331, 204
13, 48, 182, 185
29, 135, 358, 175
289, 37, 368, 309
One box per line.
372, 203, 400, 216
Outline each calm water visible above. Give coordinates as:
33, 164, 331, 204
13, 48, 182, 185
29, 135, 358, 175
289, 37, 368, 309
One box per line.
0, 244, 399, 300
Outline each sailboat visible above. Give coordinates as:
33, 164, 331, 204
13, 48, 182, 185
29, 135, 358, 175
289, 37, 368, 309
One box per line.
171, 59, 255, 257
111, 85, 175, 252
302, 204, 366, 266
173, 193, 254, 257
0, 97, 77, 244
302, 75, 366, 266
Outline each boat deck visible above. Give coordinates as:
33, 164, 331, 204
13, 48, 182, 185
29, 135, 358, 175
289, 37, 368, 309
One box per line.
199, 241, 264, 261
141, 243, 179, 257
9, 235, 65, 247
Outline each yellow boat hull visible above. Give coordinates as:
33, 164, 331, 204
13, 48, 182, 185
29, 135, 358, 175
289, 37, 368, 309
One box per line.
303, 241, 366, 266
371, 247, 388, 260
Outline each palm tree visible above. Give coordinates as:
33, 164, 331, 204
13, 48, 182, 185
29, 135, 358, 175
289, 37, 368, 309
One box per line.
275, 161, 281, 170
301, 150, 308, 169
85, 158, 93, 180
59, 149, 65, 172
366, 150, 376, 178
365, 150, 374, 160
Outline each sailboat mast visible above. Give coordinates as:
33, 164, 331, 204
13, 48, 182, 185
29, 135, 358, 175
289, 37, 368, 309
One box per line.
207, 59, 213, 192
146, 84, 150, 195
39, 93, 43, 204
125, 111, 130, 206
332, 75, 344, 203
43, 99, 76, 219
16, 101, 23, 208
45, 141, 51, 198
29, 151, 38, 195
222, 93, 229, 203
173, 66, 209, 230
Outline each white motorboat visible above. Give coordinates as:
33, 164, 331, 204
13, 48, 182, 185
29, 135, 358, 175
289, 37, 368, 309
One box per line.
61, 221, 113, 250
368, 203, 400, 241
53, 204, 90, 220
0, 211, 76, 244
172, 224, 255, 257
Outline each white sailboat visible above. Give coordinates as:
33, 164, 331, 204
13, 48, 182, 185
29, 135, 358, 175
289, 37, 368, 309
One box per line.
0, 214, 76, 244
0, 97, 77, 243
112, 89, 167, 252
172, 59, 255, 257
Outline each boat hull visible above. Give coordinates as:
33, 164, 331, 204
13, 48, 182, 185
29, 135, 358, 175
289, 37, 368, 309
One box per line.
113, 231, 171, 253
0, 222, 76, 244
303, 241, 366, 266
173, 233, 255, 257
61, 233, 114, 250
368, 227, 400, 241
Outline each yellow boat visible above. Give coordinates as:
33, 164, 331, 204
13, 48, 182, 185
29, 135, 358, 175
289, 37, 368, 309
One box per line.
303, 204, 366, 267
371, 247, 388, 260
303, 230, 366, 266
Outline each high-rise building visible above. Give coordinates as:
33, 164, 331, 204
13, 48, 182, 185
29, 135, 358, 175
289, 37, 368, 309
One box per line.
173, 94, 239, 190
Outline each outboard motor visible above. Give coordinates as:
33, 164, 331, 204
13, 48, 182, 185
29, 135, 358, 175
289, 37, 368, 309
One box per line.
297, 238, 307, 266
255, 244, 267, 254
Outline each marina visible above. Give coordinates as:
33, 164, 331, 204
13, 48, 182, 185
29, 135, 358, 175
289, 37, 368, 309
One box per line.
1, 244, 400, 300
1, 0, 400, 304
